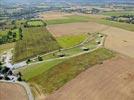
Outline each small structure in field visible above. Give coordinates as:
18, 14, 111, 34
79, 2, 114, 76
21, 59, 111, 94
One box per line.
57, 53, 66, 57
82, 47, 89, 51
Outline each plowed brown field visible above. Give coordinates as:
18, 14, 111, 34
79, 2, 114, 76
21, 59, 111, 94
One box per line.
46, 55, 134, 100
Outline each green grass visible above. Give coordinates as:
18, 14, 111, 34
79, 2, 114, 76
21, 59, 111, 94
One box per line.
45, 15, 91, 25
28, 48, 115, 93
101, 11, 134, 16
14, 27, 61, 62
56, 34, 87, 48
21, 59, 64, 81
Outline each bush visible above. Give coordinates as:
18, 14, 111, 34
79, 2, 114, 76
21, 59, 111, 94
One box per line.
17, 76, 22, 81
38, 56, 43, 61
26, 59, 31, 64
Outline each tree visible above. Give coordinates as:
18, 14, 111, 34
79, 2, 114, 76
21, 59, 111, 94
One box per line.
7, 31, 12, 36
0, 61, 2, 66
12, 32, 16, 38
18, 72, 22, 77
17, 76, 22, 81
19, 27, 22, 34
26, 59, 31, 64
38, 56, 43, 61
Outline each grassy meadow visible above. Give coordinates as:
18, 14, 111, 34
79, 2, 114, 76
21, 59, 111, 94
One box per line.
56, 34, 87, 48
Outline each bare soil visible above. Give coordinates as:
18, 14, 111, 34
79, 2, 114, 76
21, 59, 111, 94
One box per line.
39, 11, 74, 20
0, 82, 28, 100
102, 27, 134, 58
46, 55, 134, 100
47, 22, 108, 37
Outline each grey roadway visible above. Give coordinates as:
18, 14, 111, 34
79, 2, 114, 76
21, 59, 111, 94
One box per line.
0, 80, 34, 100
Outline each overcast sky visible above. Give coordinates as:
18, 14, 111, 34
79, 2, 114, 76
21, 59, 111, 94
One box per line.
1, 0, 134, 4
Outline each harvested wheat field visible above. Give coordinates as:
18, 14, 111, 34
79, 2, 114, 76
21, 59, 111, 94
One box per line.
39, 11, 74, 20
46, 55, 134, 100
102, 27, 134, 58
47, 22, 108, 37
0, 82, 28, 100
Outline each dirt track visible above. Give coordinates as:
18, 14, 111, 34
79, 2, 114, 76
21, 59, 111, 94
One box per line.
0, 82, 28, 100
46, 55, 134, 100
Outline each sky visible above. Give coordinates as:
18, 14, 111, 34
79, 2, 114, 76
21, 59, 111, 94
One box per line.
1, 0, 134, 4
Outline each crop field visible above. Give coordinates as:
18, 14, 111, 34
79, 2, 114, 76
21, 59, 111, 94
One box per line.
46, 55, 134, 100
46, 15, 91, 25
47, 22, 108, 37
14, 27, 61, 62
101, 11, 134, 16
39, 11, 74, 20
25, 48, 114, 94
102, 26, 134, 58
97, 19, 134, 32
46, 14, 134, 32
0, 82, 28, 100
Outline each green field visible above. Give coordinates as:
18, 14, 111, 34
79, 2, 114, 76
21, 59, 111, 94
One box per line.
14, 27, 61, 62
101, 11, 134, 16
46, 15, 91, 25
21, 59, 65, 81
27, 48, 114, 93
56, 34, 87, 48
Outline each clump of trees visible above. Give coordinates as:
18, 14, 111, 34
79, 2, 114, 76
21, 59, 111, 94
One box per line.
107, 15, 134, 24
0, 27, 23, 44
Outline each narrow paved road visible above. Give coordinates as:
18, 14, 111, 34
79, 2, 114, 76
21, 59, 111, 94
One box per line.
0, 80, 34, 100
